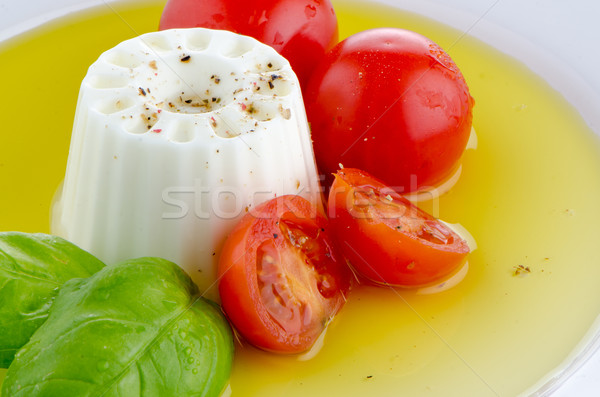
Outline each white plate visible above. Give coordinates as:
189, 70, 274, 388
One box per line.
1, 0, 599, 395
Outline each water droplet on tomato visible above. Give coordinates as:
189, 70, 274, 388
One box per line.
257, 10, 269, 25
273, 32, 284, 46
317, 273, 337, 298
305, 5, 317, 18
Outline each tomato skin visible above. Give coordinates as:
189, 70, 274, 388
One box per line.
305, 28, 474, 193
159, 0, 338, 89
218, 195, 349, 353
328, 168, 470, 287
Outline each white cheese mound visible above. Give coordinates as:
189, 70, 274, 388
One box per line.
52, 28, 321, 299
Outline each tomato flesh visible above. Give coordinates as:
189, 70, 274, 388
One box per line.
328, 168, 470, 287
218, 195, 349, 353
305, 28, 474, 192
159, 0, 339, 90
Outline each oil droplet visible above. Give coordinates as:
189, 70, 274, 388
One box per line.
97, 360, 110, 371
97, 289, 110, 301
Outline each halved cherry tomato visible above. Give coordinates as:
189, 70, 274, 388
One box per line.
305, 28, 474, 193
328, 168, 470, 287
159, 0, 339, 90
218, 195, 350, 353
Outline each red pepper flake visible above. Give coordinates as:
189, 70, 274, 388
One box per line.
240, 103, 247, 111
151, 129, 162, 133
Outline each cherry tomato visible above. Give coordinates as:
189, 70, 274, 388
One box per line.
305, 28, 474, 193
159, 0, 339, 89
328, 168, 470, 287
218, 195, 350, 353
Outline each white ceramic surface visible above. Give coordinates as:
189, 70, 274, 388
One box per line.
1, 0, 599, 395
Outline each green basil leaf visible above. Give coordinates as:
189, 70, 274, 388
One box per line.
2, 257, 233, 397
0, 232, 105, 368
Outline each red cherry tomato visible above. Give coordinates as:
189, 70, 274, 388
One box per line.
328, 168, 470, 287
305, 28, 474, 193
159, 0, 339, 89
218, 195, 350, 353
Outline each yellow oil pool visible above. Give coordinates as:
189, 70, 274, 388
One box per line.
1, 1, 600, 396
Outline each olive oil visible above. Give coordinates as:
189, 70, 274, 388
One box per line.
2, 1, 600, 396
